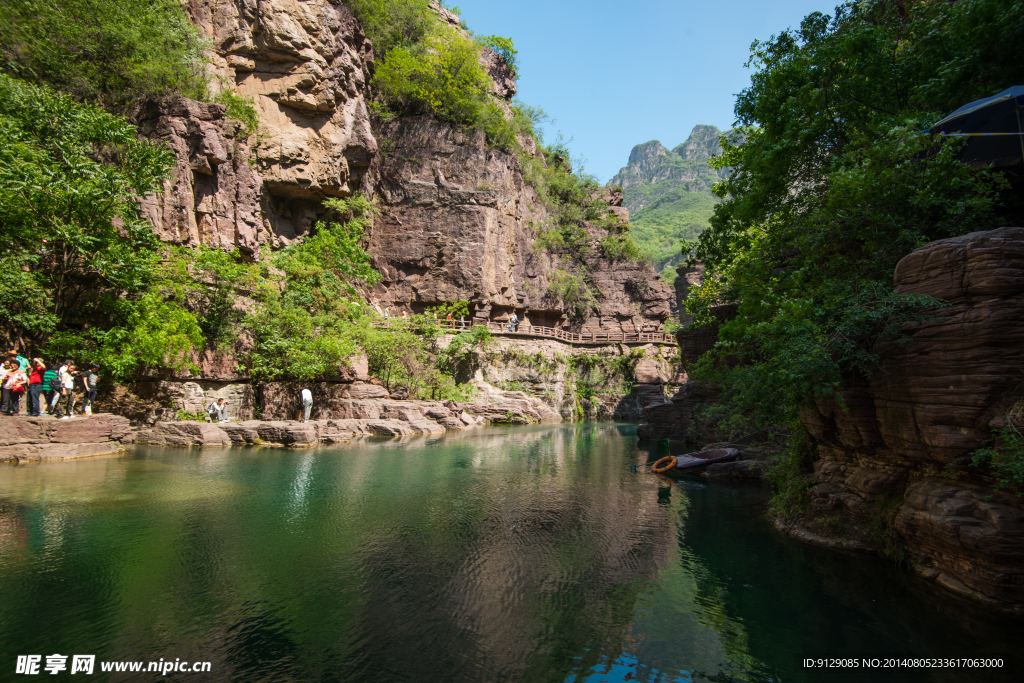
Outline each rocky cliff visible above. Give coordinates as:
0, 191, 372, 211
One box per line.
139, 0, 673, 332
116, 0, 681, 422
799, 226, 1024, 614
138, 0, 376, 260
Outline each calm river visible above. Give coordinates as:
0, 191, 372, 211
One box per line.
1, 423, 1021, 682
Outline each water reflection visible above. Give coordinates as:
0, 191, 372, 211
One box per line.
0, 424, 1021, 682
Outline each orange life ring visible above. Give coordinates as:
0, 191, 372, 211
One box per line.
651, 456, 677, 474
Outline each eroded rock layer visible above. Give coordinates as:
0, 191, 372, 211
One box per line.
0, 415, 133, 462
800, 227, 1024, 613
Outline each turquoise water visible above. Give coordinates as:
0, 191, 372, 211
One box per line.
0, 423, 1020, 682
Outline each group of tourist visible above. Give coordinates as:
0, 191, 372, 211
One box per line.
0, 350, 100, 418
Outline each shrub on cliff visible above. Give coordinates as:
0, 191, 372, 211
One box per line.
372, 24, 497, 125
686, 0, 1018, 426
242, 196, 382, 381
0, 0, 208, 104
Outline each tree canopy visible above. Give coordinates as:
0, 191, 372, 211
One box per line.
687, 0, 1024, 426
0, 0, 208, 104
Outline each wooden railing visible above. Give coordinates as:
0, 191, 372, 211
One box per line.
372, 319, 676, 345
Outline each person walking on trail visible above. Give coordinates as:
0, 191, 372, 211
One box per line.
27, 359, 46, 416
207, 397, 228, 423
82, 364, 100, 416
509, 312, 519, 333
300, 386, 313, 422
383, 307, 389, 322
459, 315, 467, 330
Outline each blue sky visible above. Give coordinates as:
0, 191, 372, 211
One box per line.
451, 0, 835, 183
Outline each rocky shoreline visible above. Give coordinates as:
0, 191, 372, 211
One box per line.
0, 414, 133, 462
0, 389, 563, 460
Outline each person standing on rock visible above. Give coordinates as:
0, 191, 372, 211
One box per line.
3, 361, 27, 415
82, 364, 99, 416
41, 364, 58, 415
55, 361, 76, 419
0, 360, 13, 415
27, 359, 46, 416
300, 386, 313, 422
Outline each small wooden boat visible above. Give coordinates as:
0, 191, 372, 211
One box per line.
650, 448, 740, 475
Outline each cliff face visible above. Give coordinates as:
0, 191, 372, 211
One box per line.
142, 0, 672, 331
800, 226, 1024, 614
364, 115, 673, 330
139, 0, 375, 259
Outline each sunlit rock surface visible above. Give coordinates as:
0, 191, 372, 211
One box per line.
0, 415, 132, 461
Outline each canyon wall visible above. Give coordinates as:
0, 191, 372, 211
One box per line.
119, 0, 680, 417
138, 0, 673, 331
800, 226, 1024, 614
139, 0, 376, 260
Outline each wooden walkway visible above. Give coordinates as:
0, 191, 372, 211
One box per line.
373, 320, 676, 346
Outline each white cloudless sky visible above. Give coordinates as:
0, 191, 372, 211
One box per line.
450, 0, 836, 183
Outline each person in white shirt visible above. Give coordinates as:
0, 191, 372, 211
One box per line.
300, 386, 313, 422
57, 362, 75, 419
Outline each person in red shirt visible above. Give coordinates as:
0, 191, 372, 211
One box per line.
27, 358, 46, 417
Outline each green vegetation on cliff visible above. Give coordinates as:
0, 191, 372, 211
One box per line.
609, 126, 729, 281
688, 0, 1023, 430
0, 0, 208, 103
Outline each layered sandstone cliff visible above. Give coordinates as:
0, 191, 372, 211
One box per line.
138, 0, 673, 333
800, 226, 1024, 614
139, 0, 376, 259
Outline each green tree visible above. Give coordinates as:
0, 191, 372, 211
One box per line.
0, 74, 204, 377
243, 196, 382, 381
0, 0, 208, 103
687, 0, 1020, 426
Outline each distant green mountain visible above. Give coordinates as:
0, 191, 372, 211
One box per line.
609, 125, 728, 282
